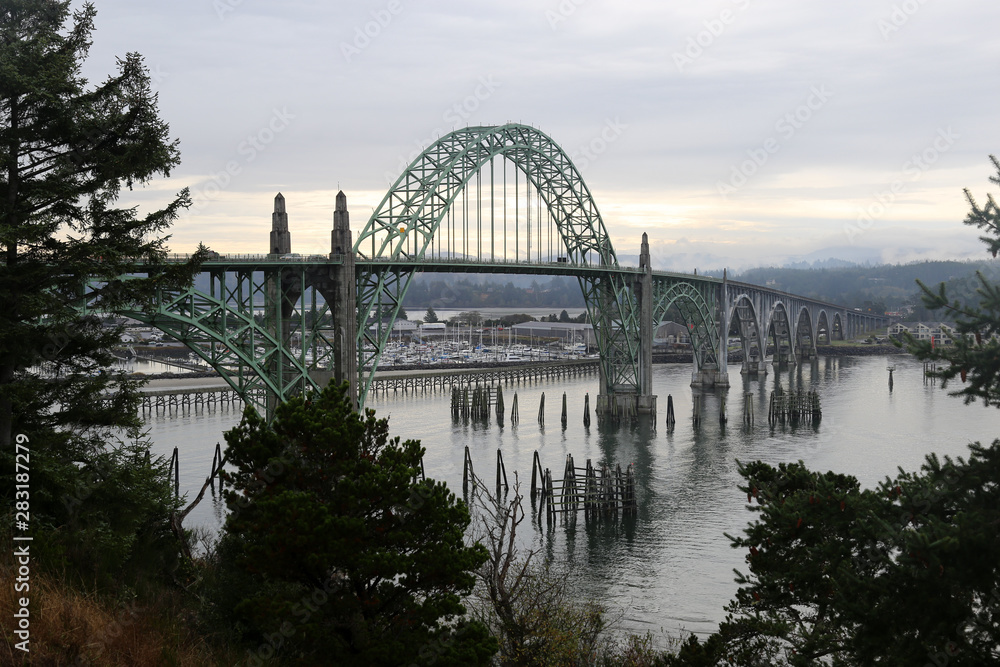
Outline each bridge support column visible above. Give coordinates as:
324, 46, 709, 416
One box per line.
265, 193, 296, 419
330, 191, 359, 409
637, 233, 656, 415
691, 364, 727, 388
691, 270, 730, 389
595, 233, 656, 418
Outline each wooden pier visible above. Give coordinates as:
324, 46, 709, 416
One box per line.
137, 384, 261, 413
370, 359, 599, 396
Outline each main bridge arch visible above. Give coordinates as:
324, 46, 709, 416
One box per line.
354, 123, 644, 410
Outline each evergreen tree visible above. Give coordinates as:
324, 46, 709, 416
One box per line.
214, 382, 497, 665
910, 155, 1000, 405
424, 306, 439, 323
0, 0, 201, 580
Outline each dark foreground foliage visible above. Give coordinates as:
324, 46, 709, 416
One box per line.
205, 382, 497, 666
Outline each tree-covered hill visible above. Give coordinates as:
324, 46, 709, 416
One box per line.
721, 260, 1000, 314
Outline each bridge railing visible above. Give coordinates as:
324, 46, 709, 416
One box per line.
357, 255, 642, 272
157, 253, 344, 264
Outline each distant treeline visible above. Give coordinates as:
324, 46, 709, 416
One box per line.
403, 274, 586, 309
719, 260, 1000, 316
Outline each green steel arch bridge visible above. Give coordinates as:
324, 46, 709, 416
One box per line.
111, 124, 887, 420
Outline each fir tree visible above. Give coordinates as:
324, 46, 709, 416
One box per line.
0, 0, 201, 580
909, 155, 1000, 405
214, 382, 497, 665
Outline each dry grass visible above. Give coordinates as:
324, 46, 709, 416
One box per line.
0, 562, 239, 666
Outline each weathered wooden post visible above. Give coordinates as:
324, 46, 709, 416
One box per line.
743, 393, 754, 426
692, 394, 701, 426
496, 448, 509, 495
531, 450, 542, 497
561, 392, 568, 429
210, 442, 224, 493
583, 392, 591, 427
462, 445, 474, 496
169, 446, 179, 499
537, 392, 545, 425
511, 393, 519, 424
666, 394, 675, 428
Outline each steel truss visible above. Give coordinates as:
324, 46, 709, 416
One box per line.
354, 124, 642, 407
113, 263, 340, 419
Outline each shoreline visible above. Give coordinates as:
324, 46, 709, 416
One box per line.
130, 344, 908, 381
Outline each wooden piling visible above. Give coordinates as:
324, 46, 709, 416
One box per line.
666, 394, 675, 428
561, 392, 568, 428
463, 445, 474, 496
496, 449, 509, 495
210, 442, 224, 493
531, 450, 542, 497
537, 392, 545, 425
583, 392, 591, 427
169, 446, 179, 499
743, 393, 754, 426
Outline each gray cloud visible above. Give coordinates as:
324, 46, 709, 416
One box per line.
81, 0, 1000, 265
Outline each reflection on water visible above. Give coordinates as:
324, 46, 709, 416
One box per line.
143, 354, 1000, 643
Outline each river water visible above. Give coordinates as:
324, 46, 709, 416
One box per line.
141, 353, 1000, 644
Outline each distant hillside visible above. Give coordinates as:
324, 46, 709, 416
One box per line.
724, 260, 1000, 313
403, 274, 585, 309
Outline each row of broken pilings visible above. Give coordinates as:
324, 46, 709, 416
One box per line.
461, 446, 636, 521
450, 384, 588, 428
450, 382, 820, 431
682, 390, 820, 429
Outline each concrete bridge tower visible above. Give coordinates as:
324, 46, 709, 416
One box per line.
330, 191, 358, 407
270, 192, 291, 255
265, 192, 295, 418
637, 232, 656, 414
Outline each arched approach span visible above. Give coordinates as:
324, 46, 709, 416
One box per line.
652, 279, 720, 373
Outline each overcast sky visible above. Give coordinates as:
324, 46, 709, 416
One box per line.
81, 0, 1000, 271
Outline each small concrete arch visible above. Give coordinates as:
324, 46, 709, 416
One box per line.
729, 294, 764, 373
793, 305, 815, 358
765, 301, 794, 363
816, 309, 831, 345
831, 312, 845, 340
652, 280, 717, 373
